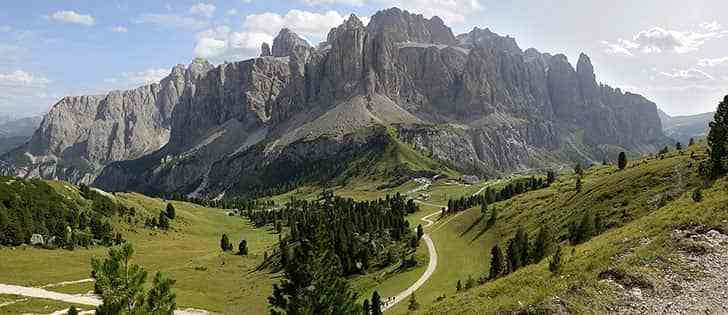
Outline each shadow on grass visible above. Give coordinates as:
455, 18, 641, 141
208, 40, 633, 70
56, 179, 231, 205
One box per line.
459, 215, 483, 237
471, 221, 494, 243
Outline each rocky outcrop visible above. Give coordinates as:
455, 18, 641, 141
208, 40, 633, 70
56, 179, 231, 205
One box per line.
5, 7, 670, 196
0, 59, 213, 183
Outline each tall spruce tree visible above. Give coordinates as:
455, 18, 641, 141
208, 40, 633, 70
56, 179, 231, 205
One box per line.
362, 299, 370, 315
144, 272, 177, 315
165, 203, 176, 220
371, 291, 382, 315
708, 95, 728, 179
488, 244, 504, 279
618, 152, 628, 170
549, 245, 563, 273
531, 226, 552, 262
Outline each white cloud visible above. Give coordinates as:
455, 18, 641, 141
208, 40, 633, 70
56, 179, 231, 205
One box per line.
226, 9, 238, 15
375, 0, 483, 24
137, 14, 209, 30
0, 70, 50, 87
602, 26, 725, 56
193, 26, 273, 61
189, 3, 216, 18
699, 21, 722, 32
49, 10, 95, 26
658, 68, 713, 81
302, 0, 366, 6
698, 57, 728, 67
244, 10, 347, 38
111, 26, 128, 33
104, 68, 170, 87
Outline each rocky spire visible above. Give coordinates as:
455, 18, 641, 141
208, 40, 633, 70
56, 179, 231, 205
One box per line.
576, 53, 598, 101
261, 42, 271, 57
366, 7, 456, 45
272, 28, 311, 57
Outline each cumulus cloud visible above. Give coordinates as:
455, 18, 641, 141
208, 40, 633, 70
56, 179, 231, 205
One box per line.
698, 57, 728, 68
111, 26, 128, 33
193, 26, 273, 61
0, 70, 54, 115
189, 3, 216, 18
226, 9, 238, 15
375, 0, 482, 24
302, 0, 366, 6
0, 70, 50, 87
602, 25, 725, 56
244, 10, 347, 37
137, 14, 209, 30
104, 68, 170, 87
49, 10, 95, 26
658, 68, 713, 81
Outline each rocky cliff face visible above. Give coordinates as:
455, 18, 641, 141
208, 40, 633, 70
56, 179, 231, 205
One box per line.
4, 7, 670, 197
0, 59, 213, 183
0, 116, 42, 155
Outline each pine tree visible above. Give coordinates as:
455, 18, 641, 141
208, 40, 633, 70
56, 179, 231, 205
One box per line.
708, 95, 728, 179
465, 275, 475, 289
67, 306, 79, 315
531, 227, 552, 263
145, 272, 177, 315
676, 142, 683, 151
362, 299, 370, 315
574, 163, 583, 176
506, 238, 520, 273
515, 227, 530, 266
480, 201, 488, 217
546, 170, 557, 185
689, 138, 695, 146
158, 212, 170, 230
220, 234, 231, 252
548, 245, 563, 273
456, 279, 462, 292
618, 152, 628, 170
238, 240, 248, 255
416, 224, 424, 241
371, 291, 382, 315
407, 292, 419, 311
91, 243, 148, 314
488, 244, 504, 279
165, 203, 176, 220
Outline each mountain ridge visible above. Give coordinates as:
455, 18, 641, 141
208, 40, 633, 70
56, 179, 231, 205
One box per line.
2, 7, 671, 198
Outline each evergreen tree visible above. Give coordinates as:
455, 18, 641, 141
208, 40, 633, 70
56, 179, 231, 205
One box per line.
574, 163, 583, 176
571, 213, 594, 244
531, 226, 552, 263
456, 279, 462, 292
618, 152, 628, 170
238, 240, 248, 255
546, 170, 557, 185
145, 272, 177, 315
67, 306, 79, 315
548, 245, 563, 273
416, 224, 424, 241
220, 234, 232, 252
676, 142, 682, 151
708, 95, 728, 179
91, 243, 148, 314
165, 203, 176, 220
158, 212, 170, 230
506, 238, 520, 273
488, 244, 504, 279
515, 227, 530, 266
480, 201, 488, 217
465, 275, 475, 289
362, 299, 370, 315
371, 291, 382, 315
407, 292, 419, 311
689, 138, 695, 146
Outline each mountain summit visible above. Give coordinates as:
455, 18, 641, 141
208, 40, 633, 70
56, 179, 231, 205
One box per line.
1, 8, 669, 197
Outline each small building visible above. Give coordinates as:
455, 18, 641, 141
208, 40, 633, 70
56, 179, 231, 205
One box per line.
462, 175, 480, 185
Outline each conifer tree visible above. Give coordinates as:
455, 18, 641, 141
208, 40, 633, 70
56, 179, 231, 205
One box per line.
692, 188, 703, 202
456, 279, 462, 292
575, 177, 583, 193
618, 152, 628, 170
531, 227, 552, 263
488, 244, 504, 279
708, 95, 728, 179
487, 207, 497, 227
407, 292, 419, 311
546, 170, 557, 185
416, 224, 424, 241
371, 291, 382, 315
238, 240, 248, 255
165, 203, 176, 220
220, 234, 231, 252
158, 211, 170, 230
67, 306, 79, 315
689, 138, 695, 146
145, 272, 177, 315
676, 142, 682, 151
574, 163, 583, 176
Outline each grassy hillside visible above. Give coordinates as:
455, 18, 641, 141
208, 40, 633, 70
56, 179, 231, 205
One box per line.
382, 142, 726, 314
0, 182, 279, 314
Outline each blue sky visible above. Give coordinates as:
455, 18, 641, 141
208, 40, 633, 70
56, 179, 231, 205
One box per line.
1, 0, 727, 117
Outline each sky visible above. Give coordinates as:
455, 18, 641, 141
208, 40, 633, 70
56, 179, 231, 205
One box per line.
0, 0, 726, 117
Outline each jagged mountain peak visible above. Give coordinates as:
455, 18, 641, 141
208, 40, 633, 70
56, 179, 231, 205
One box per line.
367, 7, 456, 45
272, 28, 310, 57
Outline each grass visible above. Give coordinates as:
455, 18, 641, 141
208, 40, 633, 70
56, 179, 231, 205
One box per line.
0, 294, 82, 314
0, 191, 279, 314
381, 143, 727, 314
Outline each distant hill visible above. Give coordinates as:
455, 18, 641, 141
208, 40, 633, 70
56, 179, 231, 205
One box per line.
659, 109, 713, 145
0, 116, 42, 154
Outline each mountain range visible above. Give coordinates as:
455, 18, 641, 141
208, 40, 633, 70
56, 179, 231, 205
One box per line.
0, 116, 42, 155
1, 8, 673, 198
659, 110, 713, 145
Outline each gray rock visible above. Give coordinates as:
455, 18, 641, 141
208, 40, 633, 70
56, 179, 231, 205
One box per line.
271, 28, 311, 58
261, 42, 271, 57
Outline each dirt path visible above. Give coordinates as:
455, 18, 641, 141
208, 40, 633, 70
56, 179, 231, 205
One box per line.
0, 282, 210, 315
